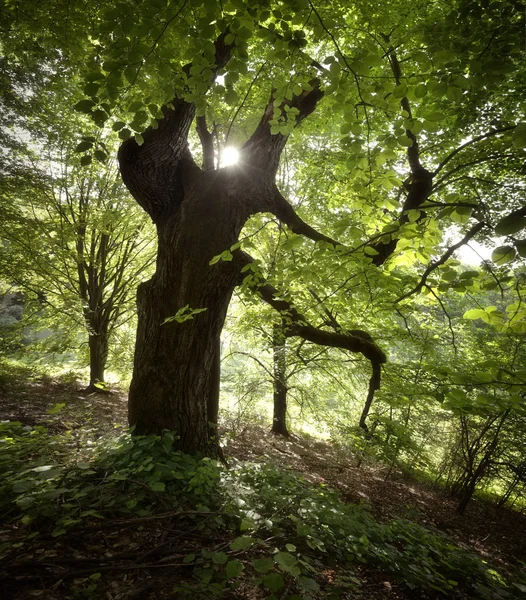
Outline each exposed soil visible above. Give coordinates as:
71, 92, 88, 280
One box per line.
0, 371, 525, 599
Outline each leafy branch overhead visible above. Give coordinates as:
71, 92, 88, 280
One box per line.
2, 0, 525, 452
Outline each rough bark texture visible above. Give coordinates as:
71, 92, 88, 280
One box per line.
123, 165, 257, 453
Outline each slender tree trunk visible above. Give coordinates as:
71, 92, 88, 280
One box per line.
88, 330, 108, 389
271, 320, 289, 437
359, 361, 381, 431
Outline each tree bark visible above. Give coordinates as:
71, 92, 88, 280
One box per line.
117, 41, 383, 455
88, 329, 108, 389
126, 168, 253, 454
271, 320, 289, 437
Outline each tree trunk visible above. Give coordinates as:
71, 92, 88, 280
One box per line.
88, 329, 108, 389
271, 321, 289, 437
117, 60, 383, 456
127, 170, 250, 455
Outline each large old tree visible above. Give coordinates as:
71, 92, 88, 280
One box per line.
118, 36, 386, 452
3, 0, 524, 454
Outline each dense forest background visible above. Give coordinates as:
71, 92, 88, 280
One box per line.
0, 0, 525, 598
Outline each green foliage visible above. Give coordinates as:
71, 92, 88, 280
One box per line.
0, 425, 221, 552
2, 419, 523, 598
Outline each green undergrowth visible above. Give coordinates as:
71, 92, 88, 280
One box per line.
1, 422, 525, 599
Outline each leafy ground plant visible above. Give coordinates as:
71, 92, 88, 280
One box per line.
1, 422, 525, 599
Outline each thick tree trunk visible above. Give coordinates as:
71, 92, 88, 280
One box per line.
117, 59, 383, 456
88, 330, 108, 389
127, 170, 249, 455
271, 321, 289, 437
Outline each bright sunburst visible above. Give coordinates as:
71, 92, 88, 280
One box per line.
222, 146, 239, 167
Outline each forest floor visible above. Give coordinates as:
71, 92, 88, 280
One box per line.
1, 371, 525, 599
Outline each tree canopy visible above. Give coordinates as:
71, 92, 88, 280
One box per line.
0, 0, 525, 478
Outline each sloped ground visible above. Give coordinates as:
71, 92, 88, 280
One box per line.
0, 370, 525, 599
225, 427, 526, 571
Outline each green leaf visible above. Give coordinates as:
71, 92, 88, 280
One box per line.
47, 402, 66, 414
299, 576, 320, 592
225, 89, 238, 105
512, 123, 526, 149
112, 121, 127, 131
212, 551, 228, 564
226, 559, 243, 578
515, 240, 526, 258
464, 309, 487, 320
150, 481, 165, 492
253, 558, 274, 573
84, 82, 100, 96
74, 99, 95, 113
495, 214, 526, 236
414, 83, 427, 98
492, 245, 516, 265
229, 536, 254, 551
274, 551, 297, 570
119, 128, 132, 141
263, 573, 285, 592
13, 480, 35, 493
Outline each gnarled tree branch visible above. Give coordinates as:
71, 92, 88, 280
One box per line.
237, 251, 386, 364
241, 80, 324, 178
118, 31, 235, 220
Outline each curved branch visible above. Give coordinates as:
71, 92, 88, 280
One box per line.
237, 252, 386, 365
395, 221, 487, 303
432, 126, 517, 176
268, 188, 341, 246
359, 361, 382, 432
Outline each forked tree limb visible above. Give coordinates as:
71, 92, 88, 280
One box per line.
241, 80, 324, 177
118, 31, 236, 218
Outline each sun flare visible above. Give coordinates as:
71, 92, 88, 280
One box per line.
222, 146, 239, 167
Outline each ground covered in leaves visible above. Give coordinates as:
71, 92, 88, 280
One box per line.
1, 367, 525, 599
